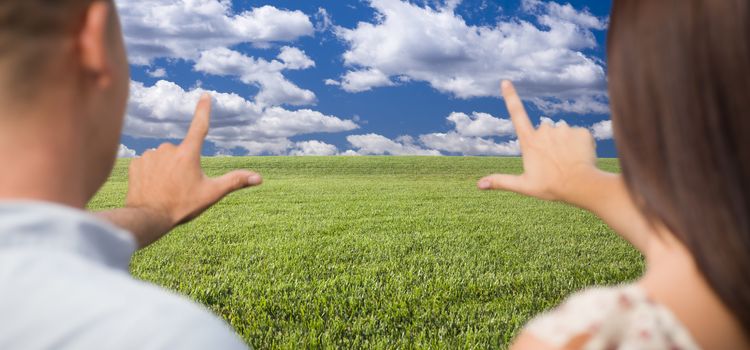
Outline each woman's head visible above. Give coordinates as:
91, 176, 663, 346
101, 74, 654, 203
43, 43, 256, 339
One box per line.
608, 0, 750, 332
0, 0, 130, 201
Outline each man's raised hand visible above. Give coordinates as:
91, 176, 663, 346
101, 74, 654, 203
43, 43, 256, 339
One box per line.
125, 94, 263, 234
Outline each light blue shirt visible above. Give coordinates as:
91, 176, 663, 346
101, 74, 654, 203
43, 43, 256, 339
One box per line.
0, 201, 249, 350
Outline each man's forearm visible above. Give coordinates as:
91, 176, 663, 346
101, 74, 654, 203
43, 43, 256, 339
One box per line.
96, 207, 174, 249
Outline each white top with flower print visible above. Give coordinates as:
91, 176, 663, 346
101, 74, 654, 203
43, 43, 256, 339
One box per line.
525, 284, 701, 350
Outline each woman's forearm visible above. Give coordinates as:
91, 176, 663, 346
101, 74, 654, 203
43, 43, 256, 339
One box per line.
567, 170, 654, 252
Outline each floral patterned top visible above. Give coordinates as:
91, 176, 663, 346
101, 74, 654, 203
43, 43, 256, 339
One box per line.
524, 284, 701, 350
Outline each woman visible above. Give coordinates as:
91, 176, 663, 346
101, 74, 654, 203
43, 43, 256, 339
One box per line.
478, 0, 749, 349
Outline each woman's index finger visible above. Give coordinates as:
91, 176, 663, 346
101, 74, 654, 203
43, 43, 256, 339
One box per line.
501, 80, 535, 140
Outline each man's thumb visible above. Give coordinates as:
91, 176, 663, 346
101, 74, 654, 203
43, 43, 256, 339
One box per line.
211, 170, 263, 197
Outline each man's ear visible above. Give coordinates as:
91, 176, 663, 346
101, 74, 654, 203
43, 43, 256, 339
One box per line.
78, 1, 113, 87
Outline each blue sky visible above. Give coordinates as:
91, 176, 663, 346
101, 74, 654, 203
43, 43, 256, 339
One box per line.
117, 0, 615, 158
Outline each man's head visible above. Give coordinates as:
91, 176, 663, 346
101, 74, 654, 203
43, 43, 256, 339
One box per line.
0, 0, 130, 203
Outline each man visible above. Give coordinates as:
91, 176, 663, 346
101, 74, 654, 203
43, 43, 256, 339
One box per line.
0, 0, 258, 348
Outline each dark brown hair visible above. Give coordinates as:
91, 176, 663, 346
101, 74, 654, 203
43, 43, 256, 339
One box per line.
608, 0, 750, 333
0, 0, 95, 98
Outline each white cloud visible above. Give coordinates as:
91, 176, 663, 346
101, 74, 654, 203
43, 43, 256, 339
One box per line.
538, 115, 612, 140
539, 116, 569, 127
529, 95, 610, 115
419, 133, 520, 156
125, 80, 358, 155
119, 1, 613, 157
146, 67, 167, 78
420, 111, 520, 155
314, 7, 334, 32
277, 46, 315, 70
344, 131, 520, 157
590, 119, 613, 140
340, 150, 361, 156
117, 144, 137, 158
441, 0, 462, 11
339, 69, 395, 93
346, 134, 441, 155
290, 140, 339, 156
117, 2, 314, 64
324, 79, 340, 86
195, 47, 316, 106
522, 0, 607, 30
344, 111, 523, 156
334, 0, 608, 114
520, 0, 543, 12
249, 107, 359, 139
447, 112, 514, 137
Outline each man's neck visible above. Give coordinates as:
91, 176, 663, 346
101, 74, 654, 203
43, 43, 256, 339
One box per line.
0, 111, 90, 208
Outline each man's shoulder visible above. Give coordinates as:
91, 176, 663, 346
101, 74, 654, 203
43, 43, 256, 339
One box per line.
117, 281, 250, 349
0, 252, 249, 350
91, 275, 251, 349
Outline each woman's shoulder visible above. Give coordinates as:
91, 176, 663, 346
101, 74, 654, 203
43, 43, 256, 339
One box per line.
518, 284, 701, 350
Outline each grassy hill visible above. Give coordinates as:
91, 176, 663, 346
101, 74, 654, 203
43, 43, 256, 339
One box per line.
89, 156, 643, 349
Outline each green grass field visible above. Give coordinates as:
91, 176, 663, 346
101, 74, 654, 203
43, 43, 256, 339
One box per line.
88, 156, 644, 349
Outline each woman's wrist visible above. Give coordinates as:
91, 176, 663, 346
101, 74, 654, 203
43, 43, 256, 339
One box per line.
555, 166, 617, 210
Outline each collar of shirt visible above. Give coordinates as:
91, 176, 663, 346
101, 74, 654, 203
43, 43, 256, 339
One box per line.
0, 200, 137, 271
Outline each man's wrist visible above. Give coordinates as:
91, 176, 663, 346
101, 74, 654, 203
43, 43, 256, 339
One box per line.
134, 205, 176, 228
123, 205, 176, 248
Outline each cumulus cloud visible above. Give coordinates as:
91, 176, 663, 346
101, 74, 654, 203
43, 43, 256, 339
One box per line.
340, 150, 361, 156
333, 0, 608, 114
195, 47, 316, 107
117, 2, 314, 64
529, 95, 610, 115
339, 69, 395, 93
538, 116, 613, 140
448, 112, 515, 137
121, 1, 351, 157
290, 140, 339, 156
324, 79, 340, 86
117, 144, 137, 158
539, 116, 569, 127
146, 67, 167, 78
345, 131, 520, 157
344, 109, 613, 156
419, 111, 520, 155
345, 110, 522, 156
538, 115, 613, 141
346, 134, 441, 155
522, 0, 607, 30
125, 80, 358, 155
590, 119, 613, 140
277, 46, 316, 70
419, 133, 520, 156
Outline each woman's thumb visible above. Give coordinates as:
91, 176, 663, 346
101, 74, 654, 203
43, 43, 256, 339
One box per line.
477, 174, 528, 194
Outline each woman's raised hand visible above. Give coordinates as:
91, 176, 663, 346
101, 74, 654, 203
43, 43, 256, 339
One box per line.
478, 81, 599, 204
478, 81, 655, 251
